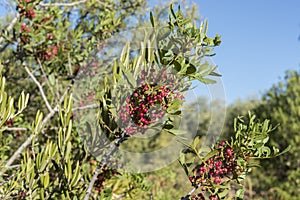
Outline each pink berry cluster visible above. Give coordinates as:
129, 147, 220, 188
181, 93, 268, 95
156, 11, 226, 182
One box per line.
16, 0, 62, 61
17, 0, 36, 20
191, 193, 218, 200
119, 68, 184, 135
189, 141, 247, 200
94, 164, 118, 192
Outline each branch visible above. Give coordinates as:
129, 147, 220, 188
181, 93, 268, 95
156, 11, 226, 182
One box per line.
39, 0, 88, 7
24, 65, 53, 113
114, 187, 135, 199
0, 14, 19, 45
84, 135, 129, 200
3, 108, 57, 170
3, 134, 34, 172
180, 184, 201, 200
3, 104, 59, 170
2, 80, 75, 174
84, 165, 102, 200
72, 104, 98, 111
39, 0, 113, 10
37, 58, 56, 98
5, 127, 28, 131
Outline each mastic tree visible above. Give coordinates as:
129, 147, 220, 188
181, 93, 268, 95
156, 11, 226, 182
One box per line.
0, 1, 287, 200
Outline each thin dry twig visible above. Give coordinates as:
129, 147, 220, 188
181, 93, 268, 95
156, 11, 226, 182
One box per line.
84, 165, 102, 200
72, 104, 98, 111
84, 135, 129, 200
37, 58, 56, 98
0, 14, 19, 45
24, 65, 53, 113
39, 0, 113, 10
5, 127, 28, 131
39, 0, 88, 7
180, 184, 201, 200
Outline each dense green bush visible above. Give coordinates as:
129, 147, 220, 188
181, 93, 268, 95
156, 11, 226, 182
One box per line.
248, 70, 300, 199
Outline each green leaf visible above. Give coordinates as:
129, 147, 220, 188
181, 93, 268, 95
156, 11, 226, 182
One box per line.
192, 136, 201, 149
167, 129, 187, 135
70, 161, 81, 188
150, 12, 155, 27
203, 149, 219, 161
43, 173, 50, 188
275, 145, 291, 157
123, 69, 137, 88
169, 4, 177, 20
236, 188, 245, 199
209, 71, 222, 77
195, 76, 216, 84
65, 141, 72, 161
218, 189, 229, 198
173, 60, 181, 72
65, 120, 72, 142
186, 65, 196, 75
163, 124, 174, 129
178, 153, 189, 177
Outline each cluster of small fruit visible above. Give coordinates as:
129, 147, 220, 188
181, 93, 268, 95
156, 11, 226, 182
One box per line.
94, 164, 118, 192
18, 0, 35, 44
189, 141, 247, 200
119, 68, 184, 135
17, 0, 61, 61
17, 0, 35, 20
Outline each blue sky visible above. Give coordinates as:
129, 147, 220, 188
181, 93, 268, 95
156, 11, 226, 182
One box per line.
194, 0, 300, 104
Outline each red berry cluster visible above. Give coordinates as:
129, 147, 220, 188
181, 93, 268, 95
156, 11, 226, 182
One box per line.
191, 193, 218, 200
17, 0, 35, 46
94, 164, 118, 192
119, 68, 184, 135
5, 119, 14, 127
189, 141, 247, 200
20, 23, 31, 33
17, 1, 61, 61
37, 45, 59, 61
17, 0, 35, 20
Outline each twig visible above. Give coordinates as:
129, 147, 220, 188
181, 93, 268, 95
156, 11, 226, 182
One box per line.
114, 186, 135, 199
0, 170, 18, 186
0, 14, 19, 45
2, 80, 74, 174
98, 114, 114, 134
72, 104, 98, 111
84, 135, 129, 200
5, 127, 28, 131
24, 65, 53, 113
180, 184, 201, 200
4, 106, 57, 169
37, 58, 56, 98
39, 0, 113, 10
95, 0, 114, 10
84, 165, 102, 200
0, 43, 10, 53
39, 0, 88, 7
4, 134, 34, 171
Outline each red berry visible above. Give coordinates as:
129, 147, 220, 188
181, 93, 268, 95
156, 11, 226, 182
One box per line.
226, 148, 233, 157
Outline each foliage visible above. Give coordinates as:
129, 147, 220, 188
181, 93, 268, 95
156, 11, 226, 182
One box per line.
179, 113, 287, 199
248, 70, 300, 199
0, 1, 287, 199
